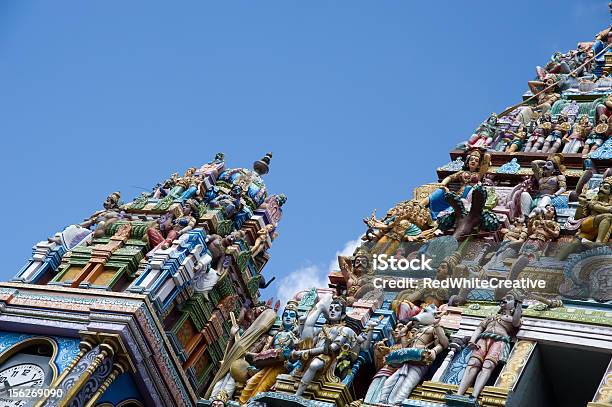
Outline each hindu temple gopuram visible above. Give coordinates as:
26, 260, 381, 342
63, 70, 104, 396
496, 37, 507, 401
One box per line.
3, 5, 612, 407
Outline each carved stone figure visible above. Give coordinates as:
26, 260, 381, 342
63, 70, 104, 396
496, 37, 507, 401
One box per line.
290, 296, 375, 397
576, 176, 612, 242
507, 205, 560, 283
206, 308, 278, 401
238, 302, 300, 403
80, 191, 122, 237
467, 114, 499, 148
146, 200, 198, 254
250, 224, 276, 258
365, 305, 448, 405
563, 114, 591, 154
457, 292, 522, 399
338, 248, 383, 306
583, 114, 610, 155
503, 125, 527, 153
420, 148, 491, 223
363, 200, 437, 252
542, 113, 570, 154
520, 154, 566, 220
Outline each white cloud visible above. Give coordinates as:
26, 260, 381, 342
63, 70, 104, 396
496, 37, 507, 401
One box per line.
276, 237, 362, 306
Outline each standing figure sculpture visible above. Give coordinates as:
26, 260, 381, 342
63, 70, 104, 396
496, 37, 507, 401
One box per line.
238, 303, 301, 403
290, 296, 375, 397
583, 114, 610, 155
563, 114, 592, 154
541, 113, 570, 154
365, 305, 449, 405
457, 293, 522, 399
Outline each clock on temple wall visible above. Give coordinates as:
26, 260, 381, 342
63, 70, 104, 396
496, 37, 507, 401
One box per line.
0, 338, 57, 407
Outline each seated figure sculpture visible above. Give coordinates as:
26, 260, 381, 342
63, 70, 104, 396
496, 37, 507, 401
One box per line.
467, 113, 499, 149
363, 200, 437, 253
520, 154, 567, 220
577, 176, 612, 243
146, 199, 198, 255
456, 292, 522, 400
364, 305, 449, 405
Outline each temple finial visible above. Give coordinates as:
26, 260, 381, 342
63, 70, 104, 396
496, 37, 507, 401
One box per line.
253, 152, 273, 175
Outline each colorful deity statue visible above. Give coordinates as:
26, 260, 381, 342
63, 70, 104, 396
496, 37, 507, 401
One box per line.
467, 113, 499, 148
420, 148, 499, 239
80, 191, 122, 237
576, 176, 612, 242
152, 172, 179, 199
519, 154, 566, 220
206, 308, 278, 401
50, 191, 123, 249
507, 205, 560, 283
596, 94, 612, 121
528, 77, 561, 115
542, 113, 571, 154
584, 114, 611, 155
456, 292, 522, 399
527, 111, 554, 153
250, 224, 277, 258
207, 184, 245, 220
363, 200, 437, 253
338, 248, 384, 306
146, 199, 198, 254
238, 302, 301, 403
365, 305, 448, 405
420, 148, 491, 221
290, 296, 376, 397
563, 114, 592, 154
503, 125, 528, 153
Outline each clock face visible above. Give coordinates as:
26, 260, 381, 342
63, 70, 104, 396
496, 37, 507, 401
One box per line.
0, 363, 45, 388
0, 364, 46, 407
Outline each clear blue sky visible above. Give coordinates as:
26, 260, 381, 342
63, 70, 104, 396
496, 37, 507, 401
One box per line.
0, 1, 609, 302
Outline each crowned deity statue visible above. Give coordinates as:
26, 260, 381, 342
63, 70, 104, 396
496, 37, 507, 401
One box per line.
541, 112, 571, 154
363, 200, 437, 254
420, 148, 491, 221
507, 205, 560, 284
519, 154, 567, 220
290, 296, 376, 397
338, 248, 383, 306
525, 111, 553, 153
51, 191, 123, 250
467, 113, 499, 149
80, 191, 122, 237
563, 114, 592, 154
457, 293, 522, 399
249, 224, 277, 258
364, 305, 449, 405
206, 308, 278, 401
207, 184, 245, 221
146, 199, 198, 255
584, 113, 611, 155
576, 176, 612, 242
238, 302, 301, 403
503, 124, 528, 153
